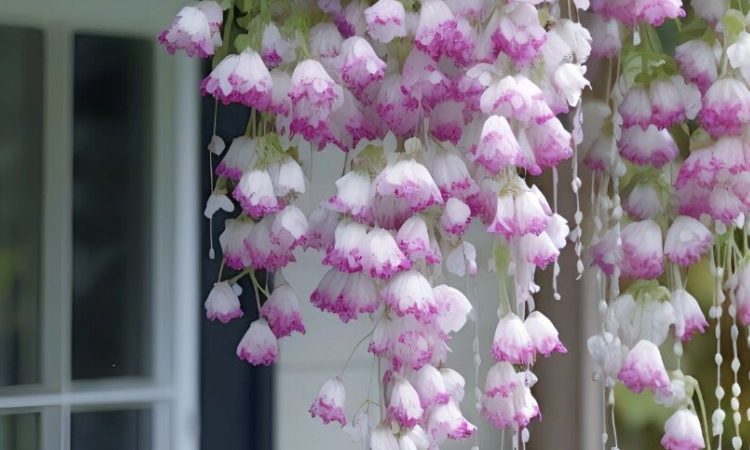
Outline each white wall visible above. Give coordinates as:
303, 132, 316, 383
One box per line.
276, 146, 505, 450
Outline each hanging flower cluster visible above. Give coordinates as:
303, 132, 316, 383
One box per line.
583, 0, 750, 448
160, 0, 750, 447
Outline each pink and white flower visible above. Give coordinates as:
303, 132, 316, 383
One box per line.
661, 409, 705, 450
649, 76, 701, 129
376, 74, 419, 136
233, 168, 281, 218
260, 284, 305, 337
491, 313, 535, 366
635, 0, 685, 26
374, 155, 443, 213
620, 220, 664, 279
618, 339, 670, 394
364, 0, 407, 43
219, 218, 253, 269
618, 125, 678, 168
338, 36, 387, 97
205, 281, 243, 323
158, 1, 222, 58
328, 170, 373, 222
426, 400, 476, 442
382, 270, 438, 319
410, 364, 451, 408
271, 205, 308, 249
429, 101, 466, 144
216, 137, 255, 180
524, 311, 567, 357
664, 216, 713, 267
471, 115, 522, 174
553, 63, 590, 108
619, 86, 653, 129
440, 198, 471, 236
236, 318, 279, 366
396, 215, 441, 264
305, 206, 339, 251
480, 75, 554, 125
323, 220, 368, 272
268, 156, 306, 198
289, 59, 344, 139
433, 285, 473, 335
484, 362, 519, 398
414, 0, 459, 61
588, 15, 621, 59
675, 40, 718, 93
387, 378, 424, 428
361, 227, 411, 279
623, 182, 665, 220
526, 117, 574, 169
335, 0, 368, 38
670, 289, 708, 342
201, 49, 272, 109
489, 2, 547, 66
310, 377, 347, 426
445, 241, 478, 277
699, 77, 750, 137
309, 23, 344, 59
261, 23, 295, 69
429, 150, 478, 200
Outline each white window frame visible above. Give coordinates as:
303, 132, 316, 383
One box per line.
0, 2, 200, 449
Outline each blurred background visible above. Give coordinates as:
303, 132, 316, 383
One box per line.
0, 1, 733, 449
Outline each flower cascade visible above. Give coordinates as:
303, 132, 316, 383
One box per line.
582, 0, 750, 449
155, 0, 748, 448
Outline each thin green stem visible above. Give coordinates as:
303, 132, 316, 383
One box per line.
693, 380, 713, 450
339, 330, 375, 378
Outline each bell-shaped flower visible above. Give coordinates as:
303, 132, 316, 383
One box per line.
289, 59, 344, 138
619, 86, 653, 129
270, 205, 308, 251
480, 75, 553, 125
440, 198, 471, 236
338, 36, 386, 97
397, 215, 441, 264
610, 293, 675, 347
415, 0, 458, 61
323, 220, 368, 273
310, 377, 347, 426
489, 2, 547, 66
236, 318, 279, 366
374, 155, 443, 213
588, 15, 621, 59
361, 228, 412, 279
429, 101, 465, 144
364, 0, 407, 43
410, 364, 451, 409
525, 117, 574, 169
309, 23, 344, 59
205, 281, 243, 323
260, 284, 305, 338
670, 289, 708, 342
216, 136, 255, 180
635, 0, 685, 26
201, 49, 272, 109
426, 400, 476, 442
472, 115, 521, 174
246, 216, 297, 270
430, 150, 478, 200
233, 168, 281, 219
618, 339, 670, 394
387, 378, 424, 428
268, 155, 305, 198
491, 313, 535, 365
401, 48, 452, 110
440, 368, 465, 403
675, 39, 718, 94
335, 0, 368, 38
699, 77, 750, 137
304, 206, 339, 251
433, 285, 472, 335
484, 362, 519, 398
261, 23, 295, 69
661, 409, 705, 450
219, 218, 253, 269
649, 76, 701, 129
623, 182, 665, 220
516, 232, 560, 269
524, 311, 567, 357
158, 1, 222, 58
382, 270, 437, 319
621, 220, 664, 279
618, 125, 678, 168
664, 216, 713, 267
328, 170, 373, 222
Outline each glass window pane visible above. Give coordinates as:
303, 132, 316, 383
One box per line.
0, 26, 43, 387
0, 413, 40, 450
71, 409, 151, 450
72, 34, 153, 379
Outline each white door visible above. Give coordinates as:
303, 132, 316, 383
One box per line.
0, 1, 200, 449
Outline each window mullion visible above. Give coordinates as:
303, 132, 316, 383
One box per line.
41, 24, 74, 450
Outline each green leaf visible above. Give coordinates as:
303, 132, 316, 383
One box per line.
722, 9, 746, 44
234, 33, 250, 52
